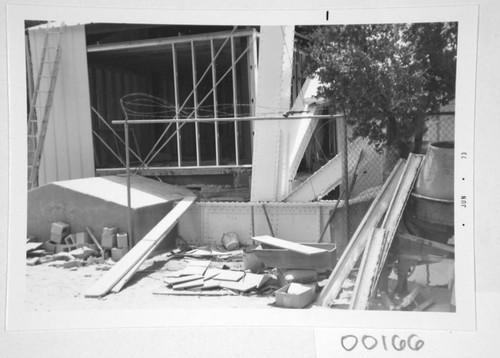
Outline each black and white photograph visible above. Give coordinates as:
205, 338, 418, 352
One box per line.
1, 1, 497, 358
23, 20, 458, 312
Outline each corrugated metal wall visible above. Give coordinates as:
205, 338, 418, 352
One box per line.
28, 24, 95, 185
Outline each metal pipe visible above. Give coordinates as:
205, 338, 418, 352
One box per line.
87, 28, 257, 53
125, 116, 133, 247
190, 40, 201, 167
112, 114, 343, 125
92, 130, 126, 167
172, 42, 182, 167
91, 107, 143, 165
135, 34, 262, 168
137, 26, 236, 168
96, 164, 253, 173
231, 36, 240, 166
342, 113, 350, 240
210, 39, 220, 166
134, 27, 239, 167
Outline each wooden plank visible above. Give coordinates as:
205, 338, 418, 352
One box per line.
85, 196, 197, 298
173, 278, 204, 290
348, 228, 386, 310
110, 245, 175, 293
350, 154, 424, 310
213, 270, 245, 282
164, 275, 204, 286
244, 273, 271, 289
367, 154, 424, 300
204, 268, 223, 281
316, 160, 406, 307
218, 273, 270, 292
200, 280, 220, 290
252, 235, 327, 256
218, 280, 254, 292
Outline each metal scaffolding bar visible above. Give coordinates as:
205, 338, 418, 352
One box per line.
141, 31, 257, 170
210, 39, 220, 166
112, 114, 343, 125
248, 29, 258, 117
92, 107, 143, 164
191, 40, 201, 167
124, 116, 133, 247
87, 28, 257, 53
231, 36, 240, 165
172, 43, 182, 167
138, 27, 238, 168
92, 130, 126, 167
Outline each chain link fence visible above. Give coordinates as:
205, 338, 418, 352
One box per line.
332, 112, 455, 254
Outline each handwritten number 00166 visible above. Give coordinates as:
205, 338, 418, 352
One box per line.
341, 334, 425, 352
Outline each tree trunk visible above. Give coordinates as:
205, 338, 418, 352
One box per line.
413, 112, 427, 154
383, 144, 401, 181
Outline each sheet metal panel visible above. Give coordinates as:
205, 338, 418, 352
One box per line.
178, 201, 336, 246
29, 25, 94, 185
250, 26, 295, 202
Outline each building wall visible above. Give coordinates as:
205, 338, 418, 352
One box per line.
28, 24, 95, 186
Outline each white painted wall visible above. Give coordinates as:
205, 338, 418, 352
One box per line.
28, 24, 95, 186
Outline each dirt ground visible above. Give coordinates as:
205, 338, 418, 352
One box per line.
24, 249, 454, 313
25, 251, 279, 311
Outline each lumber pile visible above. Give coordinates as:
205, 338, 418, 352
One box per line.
316, 154, 433, 310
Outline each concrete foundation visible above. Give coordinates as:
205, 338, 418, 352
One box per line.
28, 175, 193, 251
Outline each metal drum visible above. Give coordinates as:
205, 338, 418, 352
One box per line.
405, 141, 454, 243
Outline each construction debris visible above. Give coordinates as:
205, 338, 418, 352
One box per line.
275, 283, 316, 308
254, 242, 336, 272
85, 196, 197, 298
221, 232, 240, 251
316, 159, 407, 307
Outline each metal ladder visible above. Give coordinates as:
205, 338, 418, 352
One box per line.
27, 29, 62, 190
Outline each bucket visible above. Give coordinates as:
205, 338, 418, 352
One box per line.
221, 232, 240, 251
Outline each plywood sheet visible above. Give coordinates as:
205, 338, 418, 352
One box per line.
253, 235, 327, 255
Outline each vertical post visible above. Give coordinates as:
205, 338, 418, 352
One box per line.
172, 43, 182, 167
342, 113, 350, 242
191, 40, 201, 167
247, 30, 258, 118
125, 117, 133, 248
210, 39, 220, 165
246, 31, 258, 163
231, 36, 240, 165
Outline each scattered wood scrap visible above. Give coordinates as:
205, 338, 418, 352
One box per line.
214, 270, 245, 282
164, 275, 204, 286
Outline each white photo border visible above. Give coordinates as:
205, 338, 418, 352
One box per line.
5, 3, 477, 332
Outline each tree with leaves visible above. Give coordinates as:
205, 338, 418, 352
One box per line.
303, 22, 457, 156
